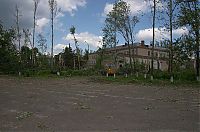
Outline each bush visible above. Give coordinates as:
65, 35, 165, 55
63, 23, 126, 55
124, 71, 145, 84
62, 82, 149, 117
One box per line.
22, 69, 36, 77
37, 70, 51, 76
153, 69, 196, 81
174, 69, 196, 81
154, 70, 170, 80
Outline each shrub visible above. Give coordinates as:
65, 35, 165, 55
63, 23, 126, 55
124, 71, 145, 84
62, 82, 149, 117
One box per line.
174, 69, 196, 81
22, 69, 36, 77
154, 70, 170, 80
37, 70, 51, 76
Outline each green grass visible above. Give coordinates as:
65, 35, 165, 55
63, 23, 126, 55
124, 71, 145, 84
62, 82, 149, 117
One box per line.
1, 69, 199, 87
90, 75, 200, 87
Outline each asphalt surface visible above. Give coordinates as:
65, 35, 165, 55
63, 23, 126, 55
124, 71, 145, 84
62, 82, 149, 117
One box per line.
0, 76, 199, 131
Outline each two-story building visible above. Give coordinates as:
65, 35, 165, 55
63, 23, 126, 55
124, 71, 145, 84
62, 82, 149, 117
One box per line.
87, 41, 169, 71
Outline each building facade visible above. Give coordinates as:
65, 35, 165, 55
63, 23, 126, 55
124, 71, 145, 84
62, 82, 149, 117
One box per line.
87, 41, 169, 71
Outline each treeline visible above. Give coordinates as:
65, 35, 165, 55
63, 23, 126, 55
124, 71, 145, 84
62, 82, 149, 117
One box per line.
0, 23, 89, 73
0, 0, 90, 76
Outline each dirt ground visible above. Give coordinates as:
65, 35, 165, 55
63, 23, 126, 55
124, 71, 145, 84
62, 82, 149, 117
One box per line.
0, 76, 199, 131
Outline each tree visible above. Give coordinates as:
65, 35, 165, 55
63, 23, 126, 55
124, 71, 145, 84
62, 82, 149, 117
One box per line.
70, 26, 81, 70
150, 0, 156, 80
173, 35, 195, 70
102, 24, 116, 48
63, 45, 74, 69
37, 33, 47, 55
15, 5, 21, 52
177, 0, 199, 81
36, 33, 47, 67
23, 29, 32, 47
32, 0, 40, 65
14, 5, 23, 75
48, 0, 57, 68
21, 46, 32, 68
0, 23, 18, 73
161, 0, 181, 82
83, 49, 89, 61
104, 0, 139, 74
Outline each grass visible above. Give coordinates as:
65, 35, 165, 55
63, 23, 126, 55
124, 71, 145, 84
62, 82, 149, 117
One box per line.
1, 70, 199, 87
90, 75, 200, 87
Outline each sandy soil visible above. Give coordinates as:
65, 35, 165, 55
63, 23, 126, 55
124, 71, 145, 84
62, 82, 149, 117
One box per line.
0, 76, 199, 131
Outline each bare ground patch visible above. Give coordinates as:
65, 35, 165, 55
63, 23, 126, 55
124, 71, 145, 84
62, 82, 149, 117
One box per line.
0, 76, 199, 131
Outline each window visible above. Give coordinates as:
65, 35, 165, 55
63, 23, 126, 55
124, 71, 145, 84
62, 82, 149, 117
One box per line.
155, 52, 158, 57
160, 53, 163, 57
148, 51, 150, 56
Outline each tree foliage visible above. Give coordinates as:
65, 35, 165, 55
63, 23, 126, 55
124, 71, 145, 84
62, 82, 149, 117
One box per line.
177, 0, 199, 80
0, 24, 19, 73
37, 33, 47, 55
63, 46, 74, 69
173, 35, 195, 68
103, 0, 139, 73
70, 26, 81, 69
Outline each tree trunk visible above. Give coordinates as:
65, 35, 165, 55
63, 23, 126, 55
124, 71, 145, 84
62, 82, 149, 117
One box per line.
169, 0, 173, 82
194, 2, 199, 81
51, 10, 54, 69
151, 0, 156, 80
32, 4, 36, 65
127, 41, 133, 74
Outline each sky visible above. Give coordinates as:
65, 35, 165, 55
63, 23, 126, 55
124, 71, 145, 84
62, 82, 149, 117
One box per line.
0, 0, 190, 55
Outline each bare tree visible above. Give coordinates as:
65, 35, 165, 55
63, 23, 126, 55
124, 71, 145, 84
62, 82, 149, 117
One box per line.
37, 33, 47, 55
150, 0, 156, 80
160, 0, 180, 82
32, 0, 40, 65
169, 0, 173, 82
15, 5, 21, 52
48, 0, 57, 68
15, 5, 22, 76
23, 29, 32, 47
70, 26, 81, 70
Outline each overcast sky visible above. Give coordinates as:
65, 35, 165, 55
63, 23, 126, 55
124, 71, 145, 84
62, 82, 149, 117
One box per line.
0, 0, 189, 55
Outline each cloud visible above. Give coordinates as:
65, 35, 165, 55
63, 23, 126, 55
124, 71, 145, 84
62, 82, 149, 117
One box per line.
57, 0, 86, 16
124, 0, 149, 15
0, 0, 33, 29
136, 27, 189, 42
65, 32, 102, 48
54, 43, 68, 55
102, 0, 149, 16
0, 0, 86, 31
102, 3, 113, 17
36, 18, 50, 33
173, 27, 189, 36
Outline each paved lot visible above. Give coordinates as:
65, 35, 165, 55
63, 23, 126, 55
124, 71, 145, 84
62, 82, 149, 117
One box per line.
0, 76, 199, 131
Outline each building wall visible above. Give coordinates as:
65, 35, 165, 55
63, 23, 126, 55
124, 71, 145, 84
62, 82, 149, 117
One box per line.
87, 53, 97, 68
87, 42, 169, 71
